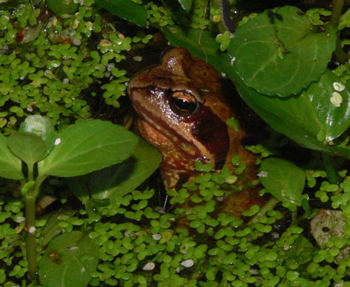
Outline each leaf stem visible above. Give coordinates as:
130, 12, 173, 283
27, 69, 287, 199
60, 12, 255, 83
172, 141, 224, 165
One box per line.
322, 153, 338, 184
28, 163, 34, 182
330, 0, 347, 62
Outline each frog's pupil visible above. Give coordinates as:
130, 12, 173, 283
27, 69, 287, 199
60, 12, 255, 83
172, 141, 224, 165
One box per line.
169, 91, 198, 116
175, 98, 196, 112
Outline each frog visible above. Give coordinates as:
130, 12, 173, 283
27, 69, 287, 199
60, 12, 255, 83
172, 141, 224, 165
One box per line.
128, 47, 262, 216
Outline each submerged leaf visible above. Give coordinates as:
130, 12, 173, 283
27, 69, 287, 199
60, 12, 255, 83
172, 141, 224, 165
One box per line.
259, 158, 306, 205
39, 231, 98, 287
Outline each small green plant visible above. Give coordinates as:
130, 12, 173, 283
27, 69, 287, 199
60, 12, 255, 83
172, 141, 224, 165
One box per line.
0, 115, 139, 283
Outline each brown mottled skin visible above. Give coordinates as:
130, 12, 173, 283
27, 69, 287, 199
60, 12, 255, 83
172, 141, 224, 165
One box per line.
128, 47, 261, 217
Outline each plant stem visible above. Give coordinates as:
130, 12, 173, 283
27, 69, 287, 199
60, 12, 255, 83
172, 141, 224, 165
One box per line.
330, 0, 347, 62
322, 153, 338, 184
25, 194, 37, 280
330, 0, 344, 29
248, 197, 279, 224
25, 170, 47, 280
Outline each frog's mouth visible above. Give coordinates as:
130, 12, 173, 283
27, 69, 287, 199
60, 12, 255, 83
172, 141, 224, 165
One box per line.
136, 113, 207, 168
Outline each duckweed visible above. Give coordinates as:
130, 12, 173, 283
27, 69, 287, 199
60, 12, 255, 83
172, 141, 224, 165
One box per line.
0, 0, 153, 135
31, 167, 344, 286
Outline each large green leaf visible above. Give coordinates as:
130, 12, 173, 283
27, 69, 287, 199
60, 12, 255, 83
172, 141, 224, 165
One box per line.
95, 0, 147, 27
228, 6, 336, 97
38, 120, 138, 178
70, 139, 162, 205
8, 132, 47, 168
39, 231, 98, 287
259, 158, 306, 206
0, 134, 23, 180
234, 70, 350, 151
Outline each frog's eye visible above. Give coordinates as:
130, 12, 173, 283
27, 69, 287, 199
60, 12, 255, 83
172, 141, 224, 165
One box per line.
169, 91, 198, 116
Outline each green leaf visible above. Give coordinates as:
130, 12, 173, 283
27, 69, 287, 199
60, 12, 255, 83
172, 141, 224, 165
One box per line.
163, 26, 230, 74
290, 71, 350, 142
235, 70, 350, 151
178, 0, 193, 12
70, 139, 162, 205
259, 158, 306, 205
228, 6, 336, 97
95, 0, 147, 27
39, 231, 98, 287
8, 132, 47, 167
0, 134, 23, 180
38, 120, 138, 178
339, 8, 350, 30
20, 115, 56, 154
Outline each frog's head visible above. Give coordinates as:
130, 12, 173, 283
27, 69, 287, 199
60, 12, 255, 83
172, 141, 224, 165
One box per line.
129, 48, 232, 188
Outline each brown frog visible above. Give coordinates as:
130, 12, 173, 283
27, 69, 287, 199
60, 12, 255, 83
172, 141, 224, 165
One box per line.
128, 47, 261, 216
